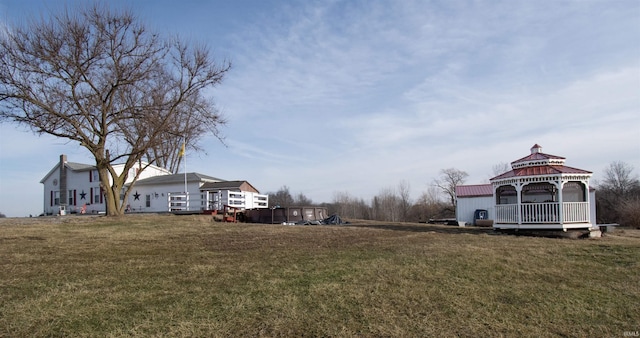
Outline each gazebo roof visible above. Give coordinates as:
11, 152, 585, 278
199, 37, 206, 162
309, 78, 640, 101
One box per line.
511, 144, 566, 165
491, 144, 592, 181
492, 165, 592, 180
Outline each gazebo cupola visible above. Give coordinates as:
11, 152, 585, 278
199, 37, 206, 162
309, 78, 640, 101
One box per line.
490, 144, 593, 230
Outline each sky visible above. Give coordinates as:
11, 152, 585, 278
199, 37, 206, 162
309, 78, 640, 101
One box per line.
0, 0, 639, 217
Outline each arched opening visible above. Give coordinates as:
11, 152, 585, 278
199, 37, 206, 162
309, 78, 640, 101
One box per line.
496, 185, 516, 205
521, 182, 557, 203
562, 181, 587, 202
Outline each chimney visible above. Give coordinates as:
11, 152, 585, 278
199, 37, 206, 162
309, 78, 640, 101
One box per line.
531, 144, 542, 154
59, 155, 67, 206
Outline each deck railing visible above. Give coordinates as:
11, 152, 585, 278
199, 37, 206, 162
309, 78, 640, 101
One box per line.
495, 202, 589, 224
168, 192, 191, 211
168, 192, 270, 212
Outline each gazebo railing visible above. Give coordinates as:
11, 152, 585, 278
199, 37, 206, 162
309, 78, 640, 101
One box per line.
495, 202, 589, 224
521, 202, 559, 223
563, 202, 590, 223
495, 204, 518, 223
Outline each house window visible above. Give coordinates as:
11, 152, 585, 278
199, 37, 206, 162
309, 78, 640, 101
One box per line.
68, 190, 75, 206
53, 191, 60, 206
92, 170, 99, 182
146, 195, 151, 208
94, 187, 101, 204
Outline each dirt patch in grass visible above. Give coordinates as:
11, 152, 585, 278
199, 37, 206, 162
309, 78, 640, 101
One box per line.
1, 215, 638, 336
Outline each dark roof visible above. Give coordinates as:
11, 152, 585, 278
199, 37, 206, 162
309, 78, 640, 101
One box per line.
200, 180, 250, 191
455, 184, 493, 197
133, 172, 224, 186
40, 161, 95, 183
492, 165, 592, 180
66, 162, 95, 171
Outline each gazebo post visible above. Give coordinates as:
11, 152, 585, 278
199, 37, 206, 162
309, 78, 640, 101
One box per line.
516, 183, 523, 226
558, 181, 565, 227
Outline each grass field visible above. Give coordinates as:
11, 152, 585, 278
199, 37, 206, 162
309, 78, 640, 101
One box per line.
1, 215, 638, 337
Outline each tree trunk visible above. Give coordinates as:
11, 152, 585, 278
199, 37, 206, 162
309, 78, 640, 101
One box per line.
98, 167, 125, 216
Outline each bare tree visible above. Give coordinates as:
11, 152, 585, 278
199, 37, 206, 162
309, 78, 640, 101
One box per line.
332, 191, 370, 219
601, 161, 640, 197
144, 93, 227, 174
0, 4, 230, 215
433, 168, 468, 210
372, 187, 400, 222
619, 197, 640, 228
266, 186, 294, 208
397, 180, 411, 222
408, 186, 447, 222
492, 162, 510, 177
293, 192, 313, 206
596, 161, 640, 225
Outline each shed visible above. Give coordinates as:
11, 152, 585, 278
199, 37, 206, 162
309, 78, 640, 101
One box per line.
455, 184, 494, 225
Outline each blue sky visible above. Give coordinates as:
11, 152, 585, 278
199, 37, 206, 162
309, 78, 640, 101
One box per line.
1, 0, 639, 217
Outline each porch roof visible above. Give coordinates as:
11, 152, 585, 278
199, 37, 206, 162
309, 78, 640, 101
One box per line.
200, 180, 260, 193
132, 172, 224, 186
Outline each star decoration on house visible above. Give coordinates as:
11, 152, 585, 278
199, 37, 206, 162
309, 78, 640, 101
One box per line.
133, 191, 140, 200
79, 190, 87, 200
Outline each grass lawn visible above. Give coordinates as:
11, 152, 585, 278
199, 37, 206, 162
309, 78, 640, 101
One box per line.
1, 215, 638, 337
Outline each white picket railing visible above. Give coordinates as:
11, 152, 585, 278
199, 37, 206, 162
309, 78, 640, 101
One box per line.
521, 202, 560, 223
495, 202, 589, 224
168, 191, 269, 212
495, 204, 518, 223
563, 202, 590, 223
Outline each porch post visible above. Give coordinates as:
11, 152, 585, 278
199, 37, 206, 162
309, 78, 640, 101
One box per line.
516, 182, 523, 226
583, 179, 591, 225
558, 180, 565, 226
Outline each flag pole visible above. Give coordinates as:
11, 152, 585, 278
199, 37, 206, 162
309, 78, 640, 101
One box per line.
183, 137, 187, 194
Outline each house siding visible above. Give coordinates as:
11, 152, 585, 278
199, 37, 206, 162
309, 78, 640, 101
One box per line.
126, 182, 204, 212
41, 155, 172, 215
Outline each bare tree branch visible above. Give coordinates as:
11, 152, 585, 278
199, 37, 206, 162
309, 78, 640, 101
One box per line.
432, 168, 468, 210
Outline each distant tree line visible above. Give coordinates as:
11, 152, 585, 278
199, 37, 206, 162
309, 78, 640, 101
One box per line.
267, 162, 640, 228
265, 169, 466, 223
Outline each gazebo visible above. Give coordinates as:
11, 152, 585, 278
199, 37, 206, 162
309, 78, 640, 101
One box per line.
491, 144, 594, 231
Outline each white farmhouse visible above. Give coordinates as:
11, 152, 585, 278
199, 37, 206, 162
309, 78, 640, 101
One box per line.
41, 154, 269, 215
40, 154, 172, 215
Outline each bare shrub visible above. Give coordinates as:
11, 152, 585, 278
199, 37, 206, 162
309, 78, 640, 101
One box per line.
619, 197, 640, 228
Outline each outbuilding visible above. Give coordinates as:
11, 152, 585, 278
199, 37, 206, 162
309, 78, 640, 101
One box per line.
455, 184, 493, 226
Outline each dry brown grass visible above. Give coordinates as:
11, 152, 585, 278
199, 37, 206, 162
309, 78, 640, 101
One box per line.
1, 214, 639, 337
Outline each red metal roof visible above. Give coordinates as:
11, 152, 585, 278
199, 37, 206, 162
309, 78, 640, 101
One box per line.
511, 151, 565, 165
455, 184, 493, 197
492, 165, 592, 180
